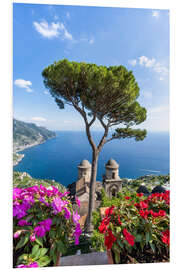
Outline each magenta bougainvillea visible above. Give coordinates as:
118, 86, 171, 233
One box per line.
13, 185, 82, 267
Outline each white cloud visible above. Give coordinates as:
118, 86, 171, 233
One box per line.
129, 59, 137, 66
33, 20, 73, 40
152, 10, 159, 19
31, 117, 47, 122
139, 56, 156, 68
14, 79, 33, 93
44, 90, 49, 95
129, 56, 169, 79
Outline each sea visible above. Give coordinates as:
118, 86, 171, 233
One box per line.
13, 131, 170, 187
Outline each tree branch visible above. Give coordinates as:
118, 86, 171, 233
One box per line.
97, 118, 110, 151
88, 114, 96, 127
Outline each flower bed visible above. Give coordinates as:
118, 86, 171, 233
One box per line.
13, 185, 82, 268
92, 190, 169, 264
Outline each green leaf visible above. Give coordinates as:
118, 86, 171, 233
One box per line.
31, 245, 40, 258
39, 248, 48, 257
32, 249, 41, 261
146, 231, 150, 245
49, 230, 56, 239
37, 256, 51, 267
17, 254, 29, 264
56, 241, 66, 254
35, 237, 43, 247
149, 241, 156, 253
117, 239, 124, 248
114, 251, 120, 264
135, 234, 142, 242
16, 235, 29, 250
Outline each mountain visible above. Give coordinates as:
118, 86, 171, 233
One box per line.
13, 118, 56, 152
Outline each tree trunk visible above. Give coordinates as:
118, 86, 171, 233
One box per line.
86, 150, 99, 232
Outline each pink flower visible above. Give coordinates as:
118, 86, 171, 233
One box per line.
64, 207, 71, 219
34, 219, 52, 238
13, 231, 21, 238
18, 219, 32, 226
28, 262, 38, 268
75, 196, 81, 207
72, 210, 80, 224
30, 233, 36, 242
73, 223, 82, 245
52, 197, 67, 214
34, 225, 46, 238
39, 218, 52, 231
17, 262, 38, 268
13, 188, 22, 200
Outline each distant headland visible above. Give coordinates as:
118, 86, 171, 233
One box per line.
13, 118, 56, 166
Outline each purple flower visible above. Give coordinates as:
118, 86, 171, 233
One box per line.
17, 262, 38, 268
34, 225, 46, 238
72, 210, 80, 224
39, 218, 52, 231
73, 223, 82, 245
23, 195, 35, 205
30, 233, 36, 242
52, 197, 67, 214
75, 196, 81, 207
18, 219, 32, 226
39, 197, 49, 206
17, 264, 26, 268
60, 191, 70, 198
13, 188, 22, 200
34, 218, 52, 238
13, 231, 21, 238
28, 262, 38, 268
64, 207, 71, 219
13, 205, 27, 219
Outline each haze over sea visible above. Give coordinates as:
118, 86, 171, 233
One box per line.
14, 131, 169, 187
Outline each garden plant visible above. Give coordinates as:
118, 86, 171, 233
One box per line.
13, 184, 82, 268
92, 189, 169, 263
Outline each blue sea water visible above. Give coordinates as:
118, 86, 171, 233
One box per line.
14, 131, 169, 187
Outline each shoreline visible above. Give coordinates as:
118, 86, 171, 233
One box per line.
13, 135, 56, 166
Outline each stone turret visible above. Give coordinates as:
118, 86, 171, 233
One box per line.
103, 158, 122, 198
77, 159, 91, 183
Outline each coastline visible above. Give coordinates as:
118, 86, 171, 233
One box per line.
13, 135, 56, 166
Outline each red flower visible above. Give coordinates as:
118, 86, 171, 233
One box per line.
99, 223, 107, 234
161, 229, 170, 246
137, 193, 143, 197
150, 210, 166, 218
104, 229, 117, 250
123, 228, 135, 246
99, 216, 111, 234
139, 201, 148, 209
105, 206, 115, 216
125, 196, 131, 200
134, 203, 140, 209
158, 210, 166, 217
139, 209, 149, 219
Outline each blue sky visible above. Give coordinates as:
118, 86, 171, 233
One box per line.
13, 3, 169, 132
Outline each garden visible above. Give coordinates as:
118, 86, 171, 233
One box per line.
13, 182, 169, 267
